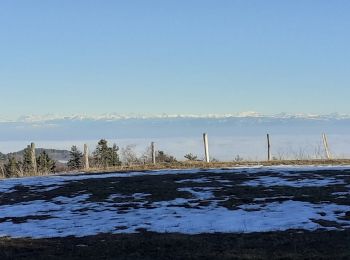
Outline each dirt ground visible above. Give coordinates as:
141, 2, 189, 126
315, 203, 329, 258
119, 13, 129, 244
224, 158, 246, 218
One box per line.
1, 230, 350, 259
1, 166, 350, 259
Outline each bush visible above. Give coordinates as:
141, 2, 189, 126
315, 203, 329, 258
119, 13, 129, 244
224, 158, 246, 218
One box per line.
156, 151, 177, 163
184, 153, 198, 161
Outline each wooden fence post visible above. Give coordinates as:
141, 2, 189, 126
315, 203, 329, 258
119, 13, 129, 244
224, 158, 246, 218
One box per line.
322, 133, 332, 160
30, 142, 37, 174
0, 164, 5, 178
84, 144, 90, 170
267, 134, 271, 161
203, 133, 210, 163
151, 142, 156, 165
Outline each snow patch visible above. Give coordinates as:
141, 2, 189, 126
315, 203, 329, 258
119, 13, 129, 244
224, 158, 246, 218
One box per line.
242, 176, 345, 187
1, 196, 350, 238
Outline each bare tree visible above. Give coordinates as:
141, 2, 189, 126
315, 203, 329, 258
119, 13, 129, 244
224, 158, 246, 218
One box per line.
276, 149, 286, 161
293, 147, 310, 160
140, 145, 153, 164
314, 143, 324, 159
121, 145, 140, 165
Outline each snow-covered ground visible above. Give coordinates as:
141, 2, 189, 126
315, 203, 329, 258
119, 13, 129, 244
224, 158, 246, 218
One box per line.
0, 166, 350, 238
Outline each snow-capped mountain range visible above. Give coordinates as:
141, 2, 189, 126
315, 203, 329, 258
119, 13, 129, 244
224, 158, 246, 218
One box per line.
2, 112, 350, 123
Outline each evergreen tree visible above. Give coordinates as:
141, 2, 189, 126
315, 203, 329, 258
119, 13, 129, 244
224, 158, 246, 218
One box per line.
22, 145, 35, 175
67, 146, 83, 170
93, 139, 121, 168
94, 139, 110, 168
4, 157, 20, 178
109, 144, 121, 166
36, 151, 55, 175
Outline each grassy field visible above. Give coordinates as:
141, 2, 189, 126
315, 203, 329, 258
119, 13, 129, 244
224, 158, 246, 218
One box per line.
1, 165, 350, 259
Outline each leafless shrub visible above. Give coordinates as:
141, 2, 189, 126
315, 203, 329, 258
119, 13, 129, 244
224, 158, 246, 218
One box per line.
293, 147, 311, 160
276, 149, 286, 161
234, 155, 244, 162
140, 145, 153, 164
121, 145, 140, 165
314, 142, 325, 159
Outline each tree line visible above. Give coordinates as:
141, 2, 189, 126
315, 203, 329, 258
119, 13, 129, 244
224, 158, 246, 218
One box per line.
67, 139, 121, 170
0, 139, 181, 178
67, 139, 178, 170
1, 144, 55, 178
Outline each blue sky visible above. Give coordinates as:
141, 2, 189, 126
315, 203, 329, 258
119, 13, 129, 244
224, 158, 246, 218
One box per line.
1, 0, 350, 119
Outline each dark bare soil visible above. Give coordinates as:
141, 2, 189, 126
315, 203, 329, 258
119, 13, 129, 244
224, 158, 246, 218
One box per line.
2, 168, 350, 211
1, 230, 350, 260
1, 167, 350, 259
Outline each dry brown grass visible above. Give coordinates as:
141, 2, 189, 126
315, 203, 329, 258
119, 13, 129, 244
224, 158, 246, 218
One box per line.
2, 159, 350, 179
80, 159, 350, 175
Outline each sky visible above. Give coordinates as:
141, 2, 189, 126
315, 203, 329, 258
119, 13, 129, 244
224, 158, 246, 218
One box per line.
1, 0, 350, 119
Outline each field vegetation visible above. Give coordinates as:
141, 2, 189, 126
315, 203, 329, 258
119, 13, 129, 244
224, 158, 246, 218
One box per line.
2, 138, 350, 179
